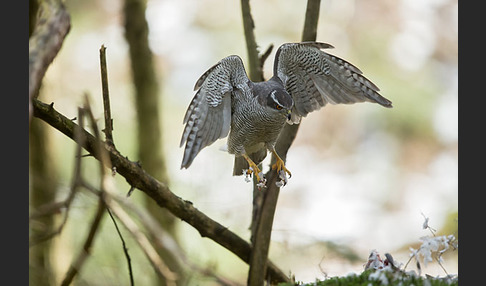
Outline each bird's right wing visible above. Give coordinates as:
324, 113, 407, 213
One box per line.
180, 55, 250, 169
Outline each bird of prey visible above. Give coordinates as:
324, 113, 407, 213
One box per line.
180, 42, 392, 187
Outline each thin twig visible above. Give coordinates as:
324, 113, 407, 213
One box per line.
84, 178, 242, 286
106, 196, 178, 285
259, 43, 274, 76
89, 80, 176, 284
99, 45, 114, 146
106, 207, 135, 286
98, 49, 137, 283
60, 101, 111, 286
60, 196, 106, 286
435, 256, 450, 276
259, 44, 274, 65
61, 98, 117, 285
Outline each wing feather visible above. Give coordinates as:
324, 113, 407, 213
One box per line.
275, 42, 392, 123
181, 55, 249, 168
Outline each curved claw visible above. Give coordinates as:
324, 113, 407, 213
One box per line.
242, 154, 266, 184
271, 151, 292, 178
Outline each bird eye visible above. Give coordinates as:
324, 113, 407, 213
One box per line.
275, 104, 283, 110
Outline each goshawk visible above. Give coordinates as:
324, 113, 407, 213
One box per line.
180, 42, 392, 186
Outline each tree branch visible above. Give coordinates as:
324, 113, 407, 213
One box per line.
61, 97, 111, 286
106, 195, 178, 285
29, 105, 87, 247
248, 1, 322, 284
31, 98, 290, 284
301, 0, 321, 42
99, 45, 115, 146
60, 196, 106, 286
240, 0, 263, 82
84, 179, 243, 286
106, 207, 135, 286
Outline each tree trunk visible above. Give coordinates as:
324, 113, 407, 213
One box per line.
123, 0, 185, 284
29, 1, 59, 284
29, 119, 58, 286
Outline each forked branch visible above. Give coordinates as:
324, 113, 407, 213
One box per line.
32, 98, 290, 284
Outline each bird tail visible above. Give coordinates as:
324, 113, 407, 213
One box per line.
233, 148, 268, 176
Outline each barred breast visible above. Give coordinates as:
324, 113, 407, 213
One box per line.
227, 90, 287, 156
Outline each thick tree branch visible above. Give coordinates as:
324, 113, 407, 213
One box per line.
32, 98, 290, 284
240, 0, 263, 82
301, 0, 321, 42
247, 171, 281, 286
248, 1, 322, 285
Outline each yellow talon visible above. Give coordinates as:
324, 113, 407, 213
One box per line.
242, 154, 264, 182
271, 150, 292, 178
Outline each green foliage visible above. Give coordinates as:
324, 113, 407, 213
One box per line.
280, 269, 458, 286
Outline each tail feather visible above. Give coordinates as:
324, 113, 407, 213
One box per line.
233, 148, 268, 176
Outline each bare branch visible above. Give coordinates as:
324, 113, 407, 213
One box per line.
301, 0, 321, 42
99, 45, 115, 146
106, 207, 135, 285
106, 196, 178, 285
240, 0, 263, 82
60, 196, 106, 286
248, 1, 322, 284
247, 172, 281, 286
259, 44, 274, 71
29, 106, 87, 247
60, 100, 111, 286
31, 98, 290, 284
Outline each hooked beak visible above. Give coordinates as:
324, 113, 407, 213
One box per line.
286, 109, 292, 121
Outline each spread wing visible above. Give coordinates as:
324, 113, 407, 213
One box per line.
274, 42, 392, 124
180, 55, 250, 168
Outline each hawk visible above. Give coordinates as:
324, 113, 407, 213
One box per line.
180, 42, 392, 186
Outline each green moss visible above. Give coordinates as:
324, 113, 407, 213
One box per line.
279, 269, 458, 286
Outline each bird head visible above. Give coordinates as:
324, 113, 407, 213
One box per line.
267, 89, 293, 120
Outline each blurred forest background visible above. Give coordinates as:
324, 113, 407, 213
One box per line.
29, 0, 458, 285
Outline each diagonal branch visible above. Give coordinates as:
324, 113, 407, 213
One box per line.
31, 98, 290, 284
60, 196, 106, 286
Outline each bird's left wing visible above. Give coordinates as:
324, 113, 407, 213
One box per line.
180, 55, 250, 168
274, 42, 392, 124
